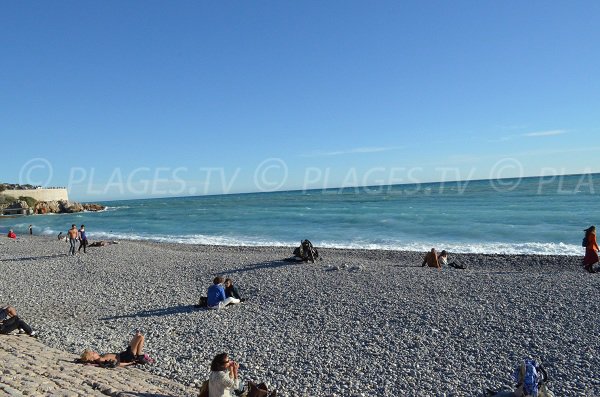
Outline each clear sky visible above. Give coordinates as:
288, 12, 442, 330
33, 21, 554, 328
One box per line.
2, 1, 599, 200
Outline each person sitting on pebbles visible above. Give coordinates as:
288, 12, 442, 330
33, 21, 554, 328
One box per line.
224, 278, 246, 302
207, 277, 241, 309
437, 250, 466, 269
421, 248, 441, 270
7, 229, 16, 239
79, 330, 152, 367
209, 352, 240, 397
0, 305, 37, 337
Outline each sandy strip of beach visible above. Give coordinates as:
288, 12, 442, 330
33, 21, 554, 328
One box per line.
0, 235, 597, 396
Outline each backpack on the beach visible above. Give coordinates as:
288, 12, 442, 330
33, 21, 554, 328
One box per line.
198, 380, 209, 397
196, 296, 208, 308
513, 359, 549, 397
293, 239, 320, 263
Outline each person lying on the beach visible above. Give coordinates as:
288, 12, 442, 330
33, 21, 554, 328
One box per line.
0, 305, 37, 337
208, 277, 241, 309
7, 229, 16, 239
224, 278, 246, 302
79, 330, 152, 367
422, 248, 441, 270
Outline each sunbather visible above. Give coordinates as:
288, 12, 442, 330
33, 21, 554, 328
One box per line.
79, 330, 151, 367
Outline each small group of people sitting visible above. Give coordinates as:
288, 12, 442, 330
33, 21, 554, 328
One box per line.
0, 305, 37, 337
207, 277, 245, 309
422, 248, 465, 270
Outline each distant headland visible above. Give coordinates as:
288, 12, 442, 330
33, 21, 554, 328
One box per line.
0, 183, 105, 216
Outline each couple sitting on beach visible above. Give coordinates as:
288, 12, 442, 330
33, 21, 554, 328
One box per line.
422, 248, 465, 270
207, 277, 245, 309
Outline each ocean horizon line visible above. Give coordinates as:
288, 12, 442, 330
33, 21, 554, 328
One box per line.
86, 171, 599, 204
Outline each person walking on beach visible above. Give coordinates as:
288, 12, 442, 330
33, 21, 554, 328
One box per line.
583, 225, 599, 273
208, 352, 240, 397
78, 224, 88, 253
0, 305, 37, 337
422, 248, 441, 270
68, 224, 78, 256
207, 277, 241, 309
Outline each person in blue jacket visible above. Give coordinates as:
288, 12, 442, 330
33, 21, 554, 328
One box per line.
207, 277, 241, 309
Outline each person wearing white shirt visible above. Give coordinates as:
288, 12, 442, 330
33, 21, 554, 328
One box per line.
208, 352, 240, 397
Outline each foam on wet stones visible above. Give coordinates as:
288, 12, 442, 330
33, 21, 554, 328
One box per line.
0, 236, 597, 396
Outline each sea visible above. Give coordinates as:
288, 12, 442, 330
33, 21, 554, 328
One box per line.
2, 174, 598, 255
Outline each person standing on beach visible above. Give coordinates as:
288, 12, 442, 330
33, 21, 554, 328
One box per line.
583, 225, 599, 273
422, 248, 441, 270
78, 224, 88, 253
29, 225, 32, 235
68, 224, 78, 256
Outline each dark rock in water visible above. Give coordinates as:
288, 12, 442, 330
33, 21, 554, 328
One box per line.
82, 203, 106, 212
60, 201, 84, 213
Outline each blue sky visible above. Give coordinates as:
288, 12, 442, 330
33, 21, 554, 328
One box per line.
1, 1, 599, 200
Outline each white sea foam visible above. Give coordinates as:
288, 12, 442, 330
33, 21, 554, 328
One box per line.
32, 227, 584, 255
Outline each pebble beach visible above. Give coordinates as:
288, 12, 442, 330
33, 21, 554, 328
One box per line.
1, 235, 599, 396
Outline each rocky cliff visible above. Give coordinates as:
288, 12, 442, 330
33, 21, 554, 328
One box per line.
0, 197, 106, 215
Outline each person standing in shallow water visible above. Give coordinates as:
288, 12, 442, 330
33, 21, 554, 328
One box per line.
78, 225, 88, 253
67, 224, 78, 256
583, 225, 599, 273
29, 225, 32, 235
